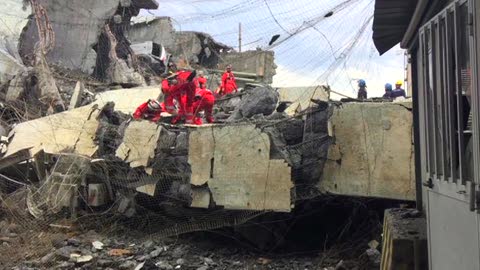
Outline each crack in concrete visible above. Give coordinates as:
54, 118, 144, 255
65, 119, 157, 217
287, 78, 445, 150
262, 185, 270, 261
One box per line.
359, 105, 372, 195
393, 103, 413, 111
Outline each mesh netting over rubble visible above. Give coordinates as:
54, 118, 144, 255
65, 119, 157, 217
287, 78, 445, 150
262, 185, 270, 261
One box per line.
0, 83, 333, 269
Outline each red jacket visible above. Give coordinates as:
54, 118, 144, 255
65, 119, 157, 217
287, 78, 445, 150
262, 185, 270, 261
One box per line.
176, 70, 192, 84
161, 79, 172, 94
133, 101, 165, 122
220, 71, 237, 95
198, 77, 207, 89
168, 71, 197, 123
162, 79, 176, 113
192, 88, 215, 125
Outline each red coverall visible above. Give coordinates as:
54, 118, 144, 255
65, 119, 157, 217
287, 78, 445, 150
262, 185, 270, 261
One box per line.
198, 77, 207, 89
133, 101, 165, 122
169, 70, 197, 124
161, 79, 176, 113
192, 88, 215, 125
220, 71, 237, 95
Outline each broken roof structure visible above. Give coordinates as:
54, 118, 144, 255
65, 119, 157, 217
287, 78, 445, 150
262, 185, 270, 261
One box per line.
19, 0, 159, 74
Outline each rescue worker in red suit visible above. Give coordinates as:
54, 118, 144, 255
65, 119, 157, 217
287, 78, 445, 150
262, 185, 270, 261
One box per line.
197, 70, 207, 89
192, 88, 215, 125
169, 70, 197, 124
220, 64, 237, 95
133, 99, 165, 122
161, 77, 178, 114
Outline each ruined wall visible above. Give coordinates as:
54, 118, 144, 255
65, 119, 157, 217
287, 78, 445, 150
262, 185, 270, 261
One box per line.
0, 0, 30, 84
18, 0, 159, 74
127, 17, 176, 51
127, 18, 277, 83
127, 18, 230, 69
319, 102, 415, 201
219, 50, 277, 84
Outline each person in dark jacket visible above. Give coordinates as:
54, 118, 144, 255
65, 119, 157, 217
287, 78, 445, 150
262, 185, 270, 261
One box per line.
383, 83, 393, 99
391, 80, 406, 99
357, 79, 367, 100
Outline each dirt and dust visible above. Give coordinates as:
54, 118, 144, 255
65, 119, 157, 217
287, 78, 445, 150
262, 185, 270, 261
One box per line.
0, 197, 407, 270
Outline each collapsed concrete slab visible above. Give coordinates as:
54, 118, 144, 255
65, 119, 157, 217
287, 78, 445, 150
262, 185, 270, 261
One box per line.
0, 87, 325, 214
277, 85, 330, 115
92, 86, 160, 113
189, 125, 293, 212
319, 102, 415, 201
4, 105, 100, 158
116, 120, 162, 170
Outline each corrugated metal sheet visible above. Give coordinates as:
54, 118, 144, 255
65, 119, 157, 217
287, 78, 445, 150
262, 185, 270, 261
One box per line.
372, 0, 417, 54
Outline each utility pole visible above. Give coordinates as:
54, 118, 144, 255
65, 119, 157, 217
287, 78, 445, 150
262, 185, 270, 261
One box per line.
239, 22, 242, 52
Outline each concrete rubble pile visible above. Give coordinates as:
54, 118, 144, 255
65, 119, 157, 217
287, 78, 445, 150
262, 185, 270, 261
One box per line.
0, 2, 417, 250
0, 83, 332, 221
0, 0, 277, 126
0, 1, 333, 231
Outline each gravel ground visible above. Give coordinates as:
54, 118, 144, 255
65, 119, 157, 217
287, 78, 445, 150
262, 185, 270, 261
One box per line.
0, 222, 379, 270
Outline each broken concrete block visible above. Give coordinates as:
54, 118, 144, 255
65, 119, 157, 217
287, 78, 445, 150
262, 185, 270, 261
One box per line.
116, 121, 162, 169
190, 187, 210, 208
4, 105, 100, 158
319, 102, 415, 201
188, 125, 293, 212
107, 58, 146, 86
68, 81, 85, 110
381, 208, 428, 270
6, 72, 26, 101
93, 86, 161, 114
128, 17, 176, 53
136, 182, 158, 197
277, 85, 329, 115
227, 86, 279, 121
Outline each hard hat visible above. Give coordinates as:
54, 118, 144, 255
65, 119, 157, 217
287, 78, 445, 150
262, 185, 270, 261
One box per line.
385, 83, 392, 91
358, 79, 366, 87
198, 70, 204, 76
147, 99, 161, 111
396, 80, 403, 86
226, 64, 232, 69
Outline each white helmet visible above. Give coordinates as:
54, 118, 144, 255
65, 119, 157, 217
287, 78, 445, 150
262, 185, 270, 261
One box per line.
147, 100, 161, 111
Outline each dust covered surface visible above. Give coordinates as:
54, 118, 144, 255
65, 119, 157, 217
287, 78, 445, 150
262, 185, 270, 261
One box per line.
0, 196, 399, 270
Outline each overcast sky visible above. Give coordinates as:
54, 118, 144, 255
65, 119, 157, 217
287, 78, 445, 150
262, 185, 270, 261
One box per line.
1, 0, 405, 98
143, 0, 405, 98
